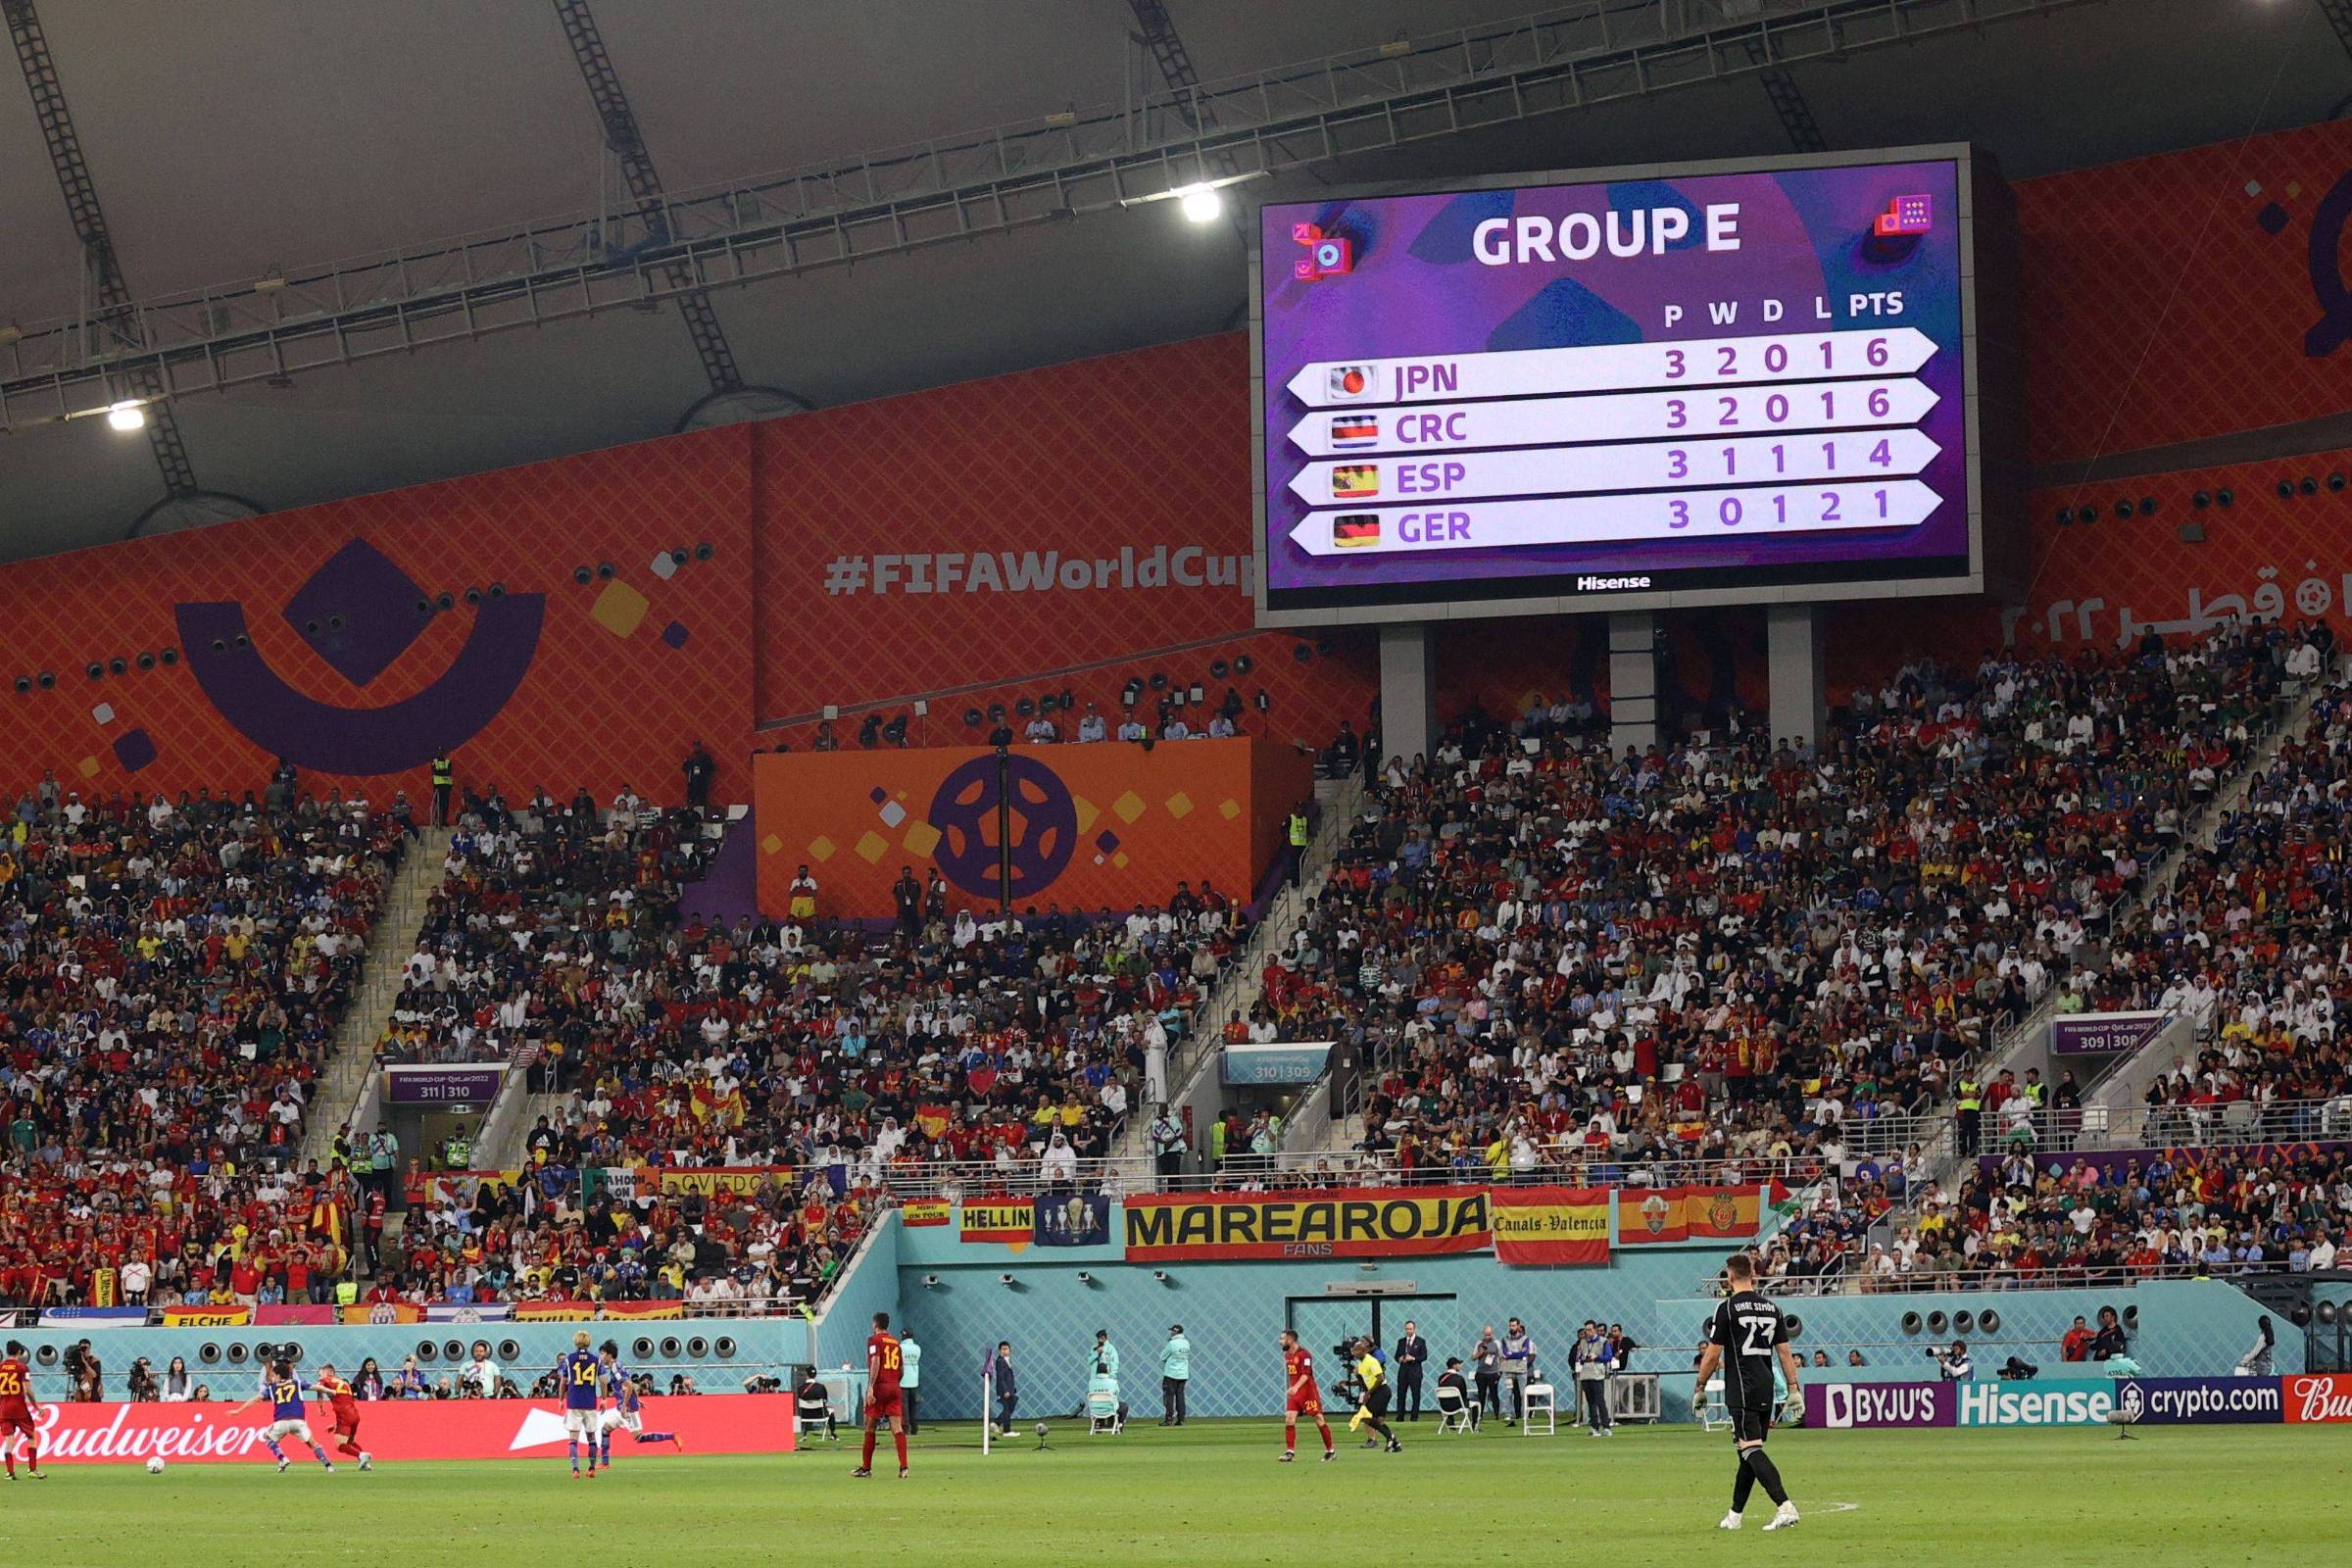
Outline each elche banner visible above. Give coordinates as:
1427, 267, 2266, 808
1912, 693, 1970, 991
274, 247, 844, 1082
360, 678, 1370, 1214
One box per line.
1118, 1185, 1609, 1265
1614, 1185, 1765, 1246
0, 1394, 794, 1465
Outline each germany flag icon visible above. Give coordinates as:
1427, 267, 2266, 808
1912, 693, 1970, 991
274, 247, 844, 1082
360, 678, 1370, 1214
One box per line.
1332, 514, 1380, 549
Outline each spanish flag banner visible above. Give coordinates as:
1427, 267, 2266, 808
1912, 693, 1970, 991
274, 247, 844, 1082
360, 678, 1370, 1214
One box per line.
959, 1199, 1036, 1250
902, 1198, 952, 1228
1489, 1186, 1611, 1266
1615, 1185, 1766, 1246
1122, 1187, 1492, 1262
162, 1307, 253, 1327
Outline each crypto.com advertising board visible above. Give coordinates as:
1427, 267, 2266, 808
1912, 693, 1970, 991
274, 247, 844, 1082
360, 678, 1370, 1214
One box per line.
1253, 147, 2006, 624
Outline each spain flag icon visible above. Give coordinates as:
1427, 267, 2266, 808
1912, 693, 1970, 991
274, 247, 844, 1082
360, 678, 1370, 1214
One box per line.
1332, 514, 1380, 549
1330, 464, 1379, 500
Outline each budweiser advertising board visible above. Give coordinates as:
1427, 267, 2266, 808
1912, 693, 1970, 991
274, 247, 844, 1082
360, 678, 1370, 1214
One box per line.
2283, 1374, 2352, 1424
2, 1395, 796, 1464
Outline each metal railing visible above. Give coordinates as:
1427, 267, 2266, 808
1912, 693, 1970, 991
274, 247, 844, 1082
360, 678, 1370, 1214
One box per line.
857, 1147, 1825, 1199
1968, 1095, 2352, 1161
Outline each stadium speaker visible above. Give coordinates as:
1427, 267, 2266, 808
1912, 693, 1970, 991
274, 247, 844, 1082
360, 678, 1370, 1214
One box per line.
464, 587, 482, 605
1927, 1312, 1948, 1335
2074, 507, 2098, 525
632, 1338, 656, 1361
2278, 478, 2297, 499
1150, 671, 1169, 691
696, 542, 715, 561
2112, 500, 2132, 520
10, 677, 24, 694
1234, 654, 1253, 675
987, 703, 1005, 722
84, 662, 102, 680
2317, 1301, 2339, 1327
1210, 659, 1230, 679
2301, 476, 2320, 495
2217, 488, 2234, 507
34, 1345, 59, 1367
415, 1342, 437, 1362
196, 1344, 220, 1366
107, 657, 126, 675
498, 1341, 520, 1363
252, 1341, 274, 1362
2192, 491, 2211, 509
1977, 1309, 2001, 1335
2137, 497, 2156, 516
1785, 1314, 1803, 1341
2122, 1306, 2138, 1332
686, 1337, 710, 1360
160, 648, 177, 666
282, 1342, 305, 1365
670, 549, 690, 568
661, 1338, 684, 1360
1015, 697, 1036, 717
1953, 1311, 1975, 1335
2054, 507, 2071, 526
436, 592, 455, 611
573, 565, 594, 584
135, 652, 154, 670
444, 1340, 467, 1362
2292, 1305, 2313, 1328
33, 671, 50, 688
1293, 642, 1313, 663
2332, 472, 2347, 492
226, 1344, 251, 1364
597, 562, 615, 579
714, 1337, 738, 1360
1900, 1312, 1923, 1336
962, 708, 983, 729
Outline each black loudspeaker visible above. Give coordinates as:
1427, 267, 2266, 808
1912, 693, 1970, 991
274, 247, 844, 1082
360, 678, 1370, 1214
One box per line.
498, 1341, 521, 1363
2192, 491, 2210, 509
281, 1341, 305, 1365
1954, 1311, 1975, 1335
35, 1345, 60, 1367
226, 1344, 251, 1364
1978, 1309, 2001, 1334
633, 1338, 657, 1361
714, 1337, 739, 1359
444, 1340, 466, 1362
1900, 1312, 1923, 1336
660, 1338, 684, 1359
2316, 1301, 2338, 1327
1926, 1311, 1948, 1335
2122, 1305, 2139, 1331
2291, 1304, 2313, 1328
686, 1337, 710, 1359
2217, 488, 2234, 507
414, 1342, 437, 1362
1784, 1314, 1803, 1341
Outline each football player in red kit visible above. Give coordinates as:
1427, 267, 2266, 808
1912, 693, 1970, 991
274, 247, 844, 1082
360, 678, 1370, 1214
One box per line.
1279, 1329, 1335, 1462
854, 1311, 909, 1479
311, 1363, 371, 1469
0, 1340, 40, 1480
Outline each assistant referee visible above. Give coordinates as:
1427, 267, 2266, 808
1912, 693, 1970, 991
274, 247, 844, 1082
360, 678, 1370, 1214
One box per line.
1349, 1338, 1401, 1453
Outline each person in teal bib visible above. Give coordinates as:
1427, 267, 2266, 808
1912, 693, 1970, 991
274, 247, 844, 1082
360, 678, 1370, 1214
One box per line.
1159, 1325, 1191, 1426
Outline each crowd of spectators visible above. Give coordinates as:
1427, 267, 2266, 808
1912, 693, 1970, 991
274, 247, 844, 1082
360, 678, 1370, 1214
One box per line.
0, 774, 402, 1309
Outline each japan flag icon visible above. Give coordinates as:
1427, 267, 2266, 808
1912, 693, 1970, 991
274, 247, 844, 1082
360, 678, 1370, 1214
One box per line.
1326, 365, 1377, 401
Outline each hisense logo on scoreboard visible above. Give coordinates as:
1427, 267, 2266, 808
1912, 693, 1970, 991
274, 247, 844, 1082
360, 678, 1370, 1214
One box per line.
1576, 575, 1652, 592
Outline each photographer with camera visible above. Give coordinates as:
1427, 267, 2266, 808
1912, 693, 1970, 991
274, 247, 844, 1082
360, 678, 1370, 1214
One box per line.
1931, 1339, 1974, 1381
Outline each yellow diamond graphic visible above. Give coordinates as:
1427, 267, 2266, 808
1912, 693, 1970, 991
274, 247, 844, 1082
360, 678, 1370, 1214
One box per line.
761, 833, 783, 856
1075, 797, 1100, 834
903, 820, 942, 857
1163, 791, 1194, 819
1112, 790, 1146, 824
591, 579, 649, 638
76, 755, 100, 779
807, 835, 837, 862
1112, 851, 1130, 868
1218, 798, 1241, 820
855, 830, 889, 863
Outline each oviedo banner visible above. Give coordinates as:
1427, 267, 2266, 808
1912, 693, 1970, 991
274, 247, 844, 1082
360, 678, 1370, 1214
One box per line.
0, 1395, 794, 1465
1614, 1186, 1765, 1247
1119, 1186, 1610, 1265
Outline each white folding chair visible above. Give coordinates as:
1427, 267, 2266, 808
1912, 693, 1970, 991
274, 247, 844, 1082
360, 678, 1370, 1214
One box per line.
1520, 1381, 1557, 1436
1699, 1376, 1730, 1433
1088, 1389, 1123, 1435
1434, 1384, 1475, 1434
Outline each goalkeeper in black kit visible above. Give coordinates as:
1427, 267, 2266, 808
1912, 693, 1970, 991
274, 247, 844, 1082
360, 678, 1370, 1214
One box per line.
1691, 1252, 1802, 1532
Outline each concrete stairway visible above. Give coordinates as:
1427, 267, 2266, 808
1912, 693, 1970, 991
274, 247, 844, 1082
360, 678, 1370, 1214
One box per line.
302, 826, 454, 1163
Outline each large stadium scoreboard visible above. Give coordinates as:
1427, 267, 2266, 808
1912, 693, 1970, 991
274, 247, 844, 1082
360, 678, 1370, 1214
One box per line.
1252, 146, 2018, 625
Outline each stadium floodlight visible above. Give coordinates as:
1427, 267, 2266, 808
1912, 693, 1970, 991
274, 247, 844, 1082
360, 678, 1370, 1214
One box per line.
1152, 1270, 1169, 1283
1076, 1271, 1094, 1285
922, 1274, 941, 1288
106, 400, 146, 431
1176, 183, 1223, 223
999, 1273, 1014, 1286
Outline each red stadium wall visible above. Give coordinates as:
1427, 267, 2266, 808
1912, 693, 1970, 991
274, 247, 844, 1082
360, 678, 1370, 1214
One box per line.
0, 427, 756, 805
0, 122, 2341, 802
2020, 119, 2352, 466
753, 738, 1311, 919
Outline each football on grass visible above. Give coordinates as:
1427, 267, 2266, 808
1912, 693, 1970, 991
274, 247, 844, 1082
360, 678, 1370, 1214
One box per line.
145, 1456, 166, 1475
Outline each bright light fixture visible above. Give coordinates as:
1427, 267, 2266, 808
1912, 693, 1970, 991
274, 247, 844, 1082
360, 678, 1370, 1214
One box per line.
1176, 183, 1223, 223
106, 400, 146, 432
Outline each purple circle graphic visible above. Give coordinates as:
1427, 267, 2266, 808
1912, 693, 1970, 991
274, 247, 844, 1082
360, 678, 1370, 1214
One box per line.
927, 754, 1077, 901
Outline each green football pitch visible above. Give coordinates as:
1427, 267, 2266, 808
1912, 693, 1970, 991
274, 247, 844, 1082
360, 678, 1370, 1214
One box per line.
1, 1418, 2345, 1566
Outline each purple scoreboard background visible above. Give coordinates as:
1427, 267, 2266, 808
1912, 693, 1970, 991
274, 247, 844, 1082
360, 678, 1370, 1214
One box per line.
1252, 149, 2001, 623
